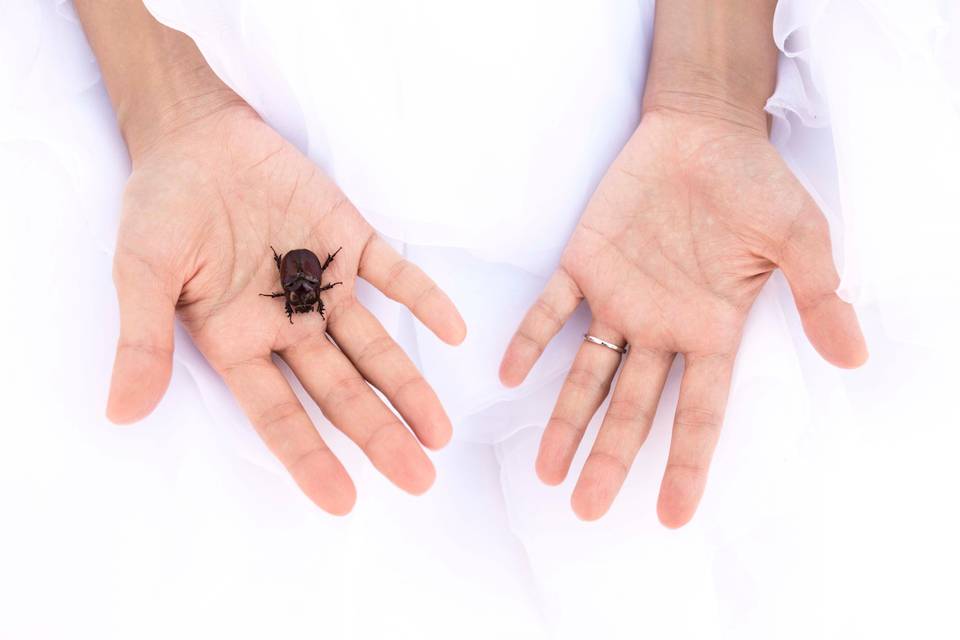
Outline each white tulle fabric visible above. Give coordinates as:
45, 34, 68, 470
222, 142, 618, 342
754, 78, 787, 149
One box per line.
2, 1, 959, 638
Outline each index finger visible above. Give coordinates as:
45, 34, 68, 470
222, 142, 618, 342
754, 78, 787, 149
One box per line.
499, 268, 583, 387
359, 235, 466, 346
325, 298, 452, 451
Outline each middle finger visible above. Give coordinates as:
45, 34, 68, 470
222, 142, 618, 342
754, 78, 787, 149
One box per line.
281, 333, 436, 496
326, 297, 453, 450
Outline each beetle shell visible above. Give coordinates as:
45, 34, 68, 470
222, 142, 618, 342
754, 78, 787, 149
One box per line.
281, 249, 325, 313
261, 245, 342, 323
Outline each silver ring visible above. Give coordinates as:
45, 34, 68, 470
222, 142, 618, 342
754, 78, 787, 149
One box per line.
583, 333, 627, 355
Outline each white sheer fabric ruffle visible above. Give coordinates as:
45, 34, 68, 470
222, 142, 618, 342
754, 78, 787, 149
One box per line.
769, 0, 960, 347
2, 1, 959, 638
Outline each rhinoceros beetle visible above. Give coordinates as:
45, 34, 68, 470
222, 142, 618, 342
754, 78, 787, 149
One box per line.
260, 246, 342, 323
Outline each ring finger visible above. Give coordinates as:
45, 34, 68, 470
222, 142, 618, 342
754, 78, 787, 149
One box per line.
535, 321, 626, 485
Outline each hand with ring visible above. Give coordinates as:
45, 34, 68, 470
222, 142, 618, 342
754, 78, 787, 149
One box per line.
499, 108, 868, 527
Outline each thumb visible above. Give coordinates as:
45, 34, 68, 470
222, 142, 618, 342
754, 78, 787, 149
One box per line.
106, 253, 179, 424
777, 207, 868, 369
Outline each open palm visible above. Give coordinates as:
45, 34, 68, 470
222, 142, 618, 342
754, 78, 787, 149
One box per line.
108, 105, 466, 515
500, 110, 866, 527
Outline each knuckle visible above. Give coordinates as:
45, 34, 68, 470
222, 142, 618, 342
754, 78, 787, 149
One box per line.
565, 366, 608, 394
322, 376, 369, 411
779, 209, 831, 261
665, 460, 707, 479
361, 419, 401, 453
385, 258, 414, 294
324, 296, 356, 325
514, 327, 546, 355
802, 207, 831, 236
795, 289, 837, 313
116, 339, 172, 358
376, 252, 439, 314
255, 400, 302, 433
216, 355, 267, 378
556, 266, 582, 300
113, 252, 180, 306
287, 445, 330, 476
531, 297, 564, 331
605, 398, 655, 427
587, 449, 630, 477
798, 214, 831, 248
115, 249, 166, 280
547, 414, 586, 438
409, 281, 439, 315
673, 406, 723, 432
390, 374, 429, 403
355, 335, 399, 367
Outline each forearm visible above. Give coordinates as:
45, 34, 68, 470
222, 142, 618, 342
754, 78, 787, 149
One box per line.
642, 0, 779, 133
74, 0, 243, 159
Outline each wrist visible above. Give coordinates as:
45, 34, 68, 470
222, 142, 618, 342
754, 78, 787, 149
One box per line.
641, 60, 771, 135
116, 54, 248, 161
640, 0, 778, 135
76, 0, 250, 161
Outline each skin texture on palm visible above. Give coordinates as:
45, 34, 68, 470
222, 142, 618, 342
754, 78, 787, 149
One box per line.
500, 110, 867, 527
107, 104, 466, 515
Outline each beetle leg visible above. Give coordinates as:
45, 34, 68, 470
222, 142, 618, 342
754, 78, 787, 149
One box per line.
270, 245, 282, 273
317, 299, 326, 320
318, 281, 342, 292
320, 246, 343, 272
259, 291, 286, 298
285, 301, 294, 324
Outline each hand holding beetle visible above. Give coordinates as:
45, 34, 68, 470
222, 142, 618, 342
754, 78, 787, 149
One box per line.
107, 101, 466, 514
500, 109, 868, 527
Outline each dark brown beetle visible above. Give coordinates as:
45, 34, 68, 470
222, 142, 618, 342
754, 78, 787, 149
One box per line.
260, 246, 342, 323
